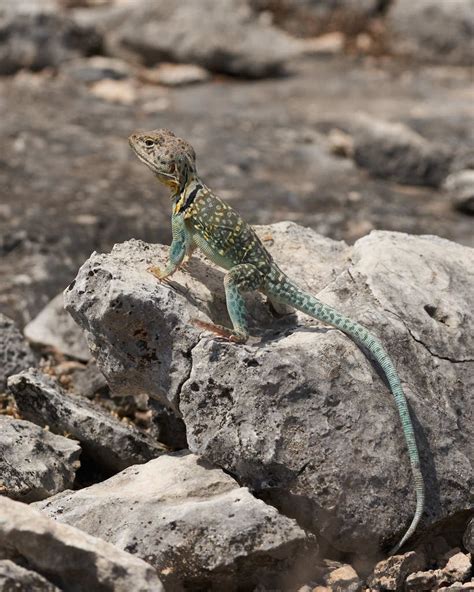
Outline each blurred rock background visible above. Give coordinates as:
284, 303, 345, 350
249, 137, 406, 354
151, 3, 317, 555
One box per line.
0, 0, 473, 328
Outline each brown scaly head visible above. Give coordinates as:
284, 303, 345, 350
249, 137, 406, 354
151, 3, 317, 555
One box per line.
128, 129, 197, 193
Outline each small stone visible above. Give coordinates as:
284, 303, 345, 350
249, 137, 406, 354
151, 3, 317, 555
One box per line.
301, 32, 345, 55
63, 56, 132, 83
325, 564, 362, 592
328, 128, 354, 158
24, 293, 90, 361
368, 551, 425, 591
442, 552, 471, 584
140, 63, 210, 87
90, 79, 137, 105
405, 569, 442, 591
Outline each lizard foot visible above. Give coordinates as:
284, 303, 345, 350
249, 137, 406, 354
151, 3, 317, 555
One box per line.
192, 319, 246, 343
147, 266, 171, 283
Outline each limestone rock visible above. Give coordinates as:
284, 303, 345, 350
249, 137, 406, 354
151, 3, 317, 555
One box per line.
73, 0, 299, 78
8, 369, 167, 473
0, 416, 80, 502
0, 313, 36, 391
388, 0, 474, 65
64, 223, 474, 554
0, 497, 164, 592
35, 451, 317, 590
24, 293, 91, 361
0, 560, 60, 592
351, 116, 452, 187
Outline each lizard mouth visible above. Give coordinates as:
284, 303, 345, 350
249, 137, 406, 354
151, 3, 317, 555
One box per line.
129, 139, 177, 184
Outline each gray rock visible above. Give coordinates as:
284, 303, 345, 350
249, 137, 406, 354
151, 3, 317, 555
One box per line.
74, 0, 299, 78
24, 293, 91, 361
0, 560, 60, 592
351, 116, 452, 187
0, 10, 102, 75
0, 497, 164, 592
35, 451, 317, 590
0, 313, 36, 391
63, 223, 474, 554
8, 369, 168, 473
69, 360, 108, 399
0, 416, 80, 502
463, 517, 474, 553
444, 170, 474, 215
63, 56, 132, 84
388, 0, 474, 65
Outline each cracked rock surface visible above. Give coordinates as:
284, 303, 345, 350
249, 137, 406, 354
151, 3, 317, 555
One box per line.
8, 369, 168, 473
65, 222, 474, 555
0, 497, 164, 592
0, 416, 80, 502
0, 313, 36, 391
35, 451, 316, 591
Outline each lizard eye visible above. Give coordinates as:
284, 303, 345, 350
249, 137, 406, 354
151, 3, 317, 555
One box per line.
144, 139, 154, 147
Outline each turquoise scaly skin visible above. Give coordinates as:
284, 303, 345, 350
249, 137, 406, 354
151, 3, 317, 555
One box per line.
129, 128, 425, 554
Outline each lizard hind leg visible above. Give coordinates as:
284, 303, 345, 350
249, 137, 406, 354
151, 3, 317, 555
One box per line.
195, 264, 263, 343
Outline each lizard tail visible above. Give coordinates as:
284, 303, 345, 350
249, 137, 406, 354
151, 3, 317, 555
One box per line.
265, 276, 425, 554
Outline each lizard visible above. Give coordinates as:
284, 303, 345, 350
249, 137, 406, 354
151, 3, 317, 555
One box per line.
128, 128, 425, 555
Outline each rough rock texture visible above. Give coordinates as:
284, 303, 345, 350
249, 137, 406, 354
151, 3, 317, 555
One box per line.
368, 552, 426, 591
325, 563, 363, 592
388, 0, 474, 65
24, 293, 90, 360
464, 517, 474, 553
73, 0, 299, 78
351, 116, 452, 187
0, 559, 61, 592
0, 497, 164, 592
64, 222, 474, 554
445, 170, 474, 216
36, 451, 317, 590
8, 369, 168, 473
0, 416, 80, 502
0, 314, 36, 391
0, 9, 102, 75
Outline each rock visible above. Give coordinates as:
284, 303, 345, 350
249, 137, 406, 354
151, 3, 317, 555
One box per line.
367, 551, 425, 591
63, 223, 474, 554
24, 293, 91, 361
300, 32, 345, 55
251, 0, 379, 37
388, 0, 474, 65
442, 551, 472, 585
325, 564, 362, 592
74, 0, 299, 78
0, 314, 36, 391
351, 116, 452, 187
89, 78, 137, 105
0, 497, 164, 592
8, 369, 168, 473
444, 170, 474, 215
463, 517, 474, 553
35, 451, 317, 590
63, 56, 132, 83
0, 416, 80, 502
139, 63, 210, 86
405, 569, 443, 591
0, 559, 60, 592
0, 10, 102, 75
69, 360, 108, 399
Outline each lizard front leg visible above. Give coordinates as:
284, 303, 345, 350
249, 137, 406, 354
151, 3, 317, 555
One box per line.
194, 263, 263, 343
148, 214, 193, 281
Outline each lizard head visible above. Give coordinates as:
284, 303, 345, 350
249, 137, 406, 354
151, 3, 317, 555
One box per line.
128, 129, 197, 192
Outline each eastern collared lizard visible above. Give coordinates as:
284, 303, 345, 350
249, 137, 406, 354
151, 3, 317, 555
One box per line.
128, 128, 425, 554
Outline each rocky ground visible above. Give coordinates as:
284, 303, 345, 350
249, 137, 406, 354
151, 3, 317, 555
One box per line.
0, 0, 473, 590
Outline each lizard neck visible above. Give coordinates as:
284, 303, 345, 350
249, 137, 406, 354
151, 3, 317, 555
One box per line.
172, 175, 206, 215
